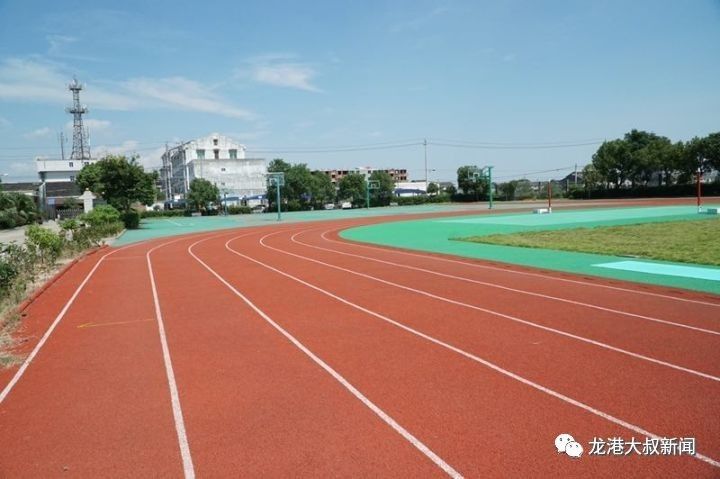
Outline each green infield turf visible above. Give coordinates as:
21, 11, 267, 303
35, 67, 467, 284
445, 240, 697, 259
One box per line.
461, 218, 720, 266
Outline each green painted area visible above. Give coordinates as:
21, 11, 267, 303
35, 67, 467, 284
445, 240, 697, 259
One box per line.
113, 203, 484, 246
465, 218, 720, 266
340, 205, 720, 294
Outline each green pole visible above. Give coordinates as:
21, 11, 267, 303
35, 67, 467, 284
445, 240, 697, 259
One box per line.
276, 180, 281, 221
366, 180, 370, 209
487, 166, 493, 209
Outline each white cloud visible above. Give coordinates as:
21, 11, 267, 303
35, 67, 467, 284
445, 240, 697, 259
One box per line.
0, 58, 253, 119
24, 127, 53, 139
122, 77, 253, 119
243, 55, 320, 92
0, 116, 10, 128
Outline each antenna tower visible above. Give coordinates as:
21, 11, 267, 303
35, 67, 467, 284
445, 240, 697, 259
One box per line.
66, 78, 91, 161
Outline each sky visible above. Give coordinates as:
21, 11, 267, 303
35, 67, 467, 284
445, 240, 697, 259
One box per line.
0, 0, 718, 183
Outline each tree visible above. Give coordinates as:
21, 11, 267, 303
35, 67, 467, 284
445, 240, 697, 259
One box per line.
187, 178, 219, 211
426, 182, 439, 196
444, 184, 457, 196
369, 170, 395, 206
76, 155, 156, 212
497, 180, 518, 201
310, 172, 336, 207
337, 173, 366, 207
457, 165, 486, 199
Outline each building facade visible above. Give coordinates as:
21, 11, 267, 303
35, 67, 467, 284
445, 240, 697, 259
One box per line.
35, 157, 96, 183
316, 167, 408, 185
160, 133, 266, 201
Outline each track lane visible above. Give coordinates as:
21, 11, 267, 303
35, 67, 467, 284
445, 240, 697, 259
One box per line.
197, 231, 718, 477
324, 228, 720, 315
254, 229, 720, 457
0, 242, 187, 477
282, 229, 720, 378
310, 228, 720, 333
145, 231, 453, 477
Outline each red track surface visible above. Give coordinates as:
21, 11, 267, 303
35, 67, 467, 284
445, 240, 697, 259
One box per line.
1, 208, 718, 477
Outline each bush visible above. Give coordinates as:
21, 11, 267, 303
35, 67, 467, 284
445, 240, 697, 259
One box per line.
140, 209, 186, 218
121, 210, 140, 229
227, 205, 252, 215
25, 225, 63, 266
0, 260, 18, 294
81, 205, 121, 227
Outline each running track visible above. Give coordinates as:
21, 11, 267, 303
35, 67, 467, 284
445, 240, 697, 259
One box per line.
0, 210, 718, 477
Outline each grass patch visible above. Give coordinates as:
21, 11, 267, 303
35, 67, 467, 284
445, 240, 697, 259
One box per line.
460, 218, 720, 266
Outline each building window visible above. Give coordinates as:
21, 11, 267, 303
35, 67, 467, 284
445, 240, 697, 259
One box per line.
229, 149, 237, 159
221, 167, 226, 172
214, 149, 219, 159
213, 138, 218, 146
69, 175, 75, 181
83, 161, 89, 166
196, 149, 205, 160
69, 161, 74, 167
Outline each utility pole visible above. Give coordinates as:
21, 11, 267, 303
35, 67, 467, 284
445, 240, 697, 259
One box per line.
574, 163, 578, 187
423, 138, 428, 187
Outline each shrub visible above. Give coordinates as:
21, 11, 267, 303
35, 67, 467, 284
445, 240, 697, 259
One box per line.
81, 205, 121, 227
121, 210, 140, 229
0, 260, 18, 294
227, 205, 252, 215
25, 225, 63, 266
140, 209, 186, 218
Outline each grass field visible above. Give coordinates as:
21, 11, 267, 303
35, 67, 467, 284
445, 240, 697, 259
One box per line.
461, 217, 720, 266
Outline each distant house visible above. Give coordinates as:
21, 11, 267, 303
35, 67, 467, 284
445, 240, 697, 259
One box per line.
159, 133, 266, 201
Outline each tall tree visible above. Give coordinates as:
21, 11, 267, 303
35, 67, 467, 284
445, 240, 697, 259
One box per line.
368, 170, 395, 206
457, 165, 486, 199
337, 173, 366, 207
187, 178, 219, 211
310, 172, 336, 206
76, 155, 156, 212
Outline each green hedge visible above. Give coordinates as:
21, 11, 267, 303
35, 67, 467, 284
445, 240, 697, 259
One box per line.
140, 209, 186, 218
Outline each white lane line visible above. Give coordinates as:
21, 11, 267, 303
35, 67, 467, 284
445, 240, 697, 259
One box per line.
147, 243, 196, 479
321, 230, 720, 308
187, 237, 462, 479
259, 232, 720, 383
164, 219, 184, 227
223, 233, 720, 470
0, 244, 133, 404
290, 230, 719, 336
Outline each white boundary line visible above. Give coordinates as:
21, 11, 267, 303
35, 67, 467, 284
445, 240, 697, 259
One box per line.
257, 231, 719, 383
147, 241, 197, 479
0, 244, 134, 404
221, 233, 720, 469
290, 230, 719, 336
323, 230, 720, 308
187, 236, 462, 478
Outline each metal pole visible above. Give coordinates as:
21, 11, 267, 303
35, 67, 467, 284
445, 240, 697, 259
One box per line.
487, 166, 493, 210
224, 191, 228, 216
548, 180, 552, 212
423, 138, 428, 186
697, 169, 702, 213
366, 182, 370, 209
276, 180, 281, 221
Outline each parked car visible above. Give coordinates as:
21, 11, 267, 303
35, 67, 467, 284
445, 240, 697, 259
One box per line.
341, 201, 352, 209
251, 205, 266, 213
323, 203, 335, 210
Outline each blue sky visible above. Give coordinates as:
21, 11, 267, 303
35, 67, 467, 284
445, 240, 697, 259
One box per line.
0, 0, 718, 183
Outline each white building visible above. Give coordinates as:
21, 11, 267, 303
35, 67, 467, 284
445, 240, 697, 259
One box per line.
35, 157, 96, 183
160, 133, 266, 201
